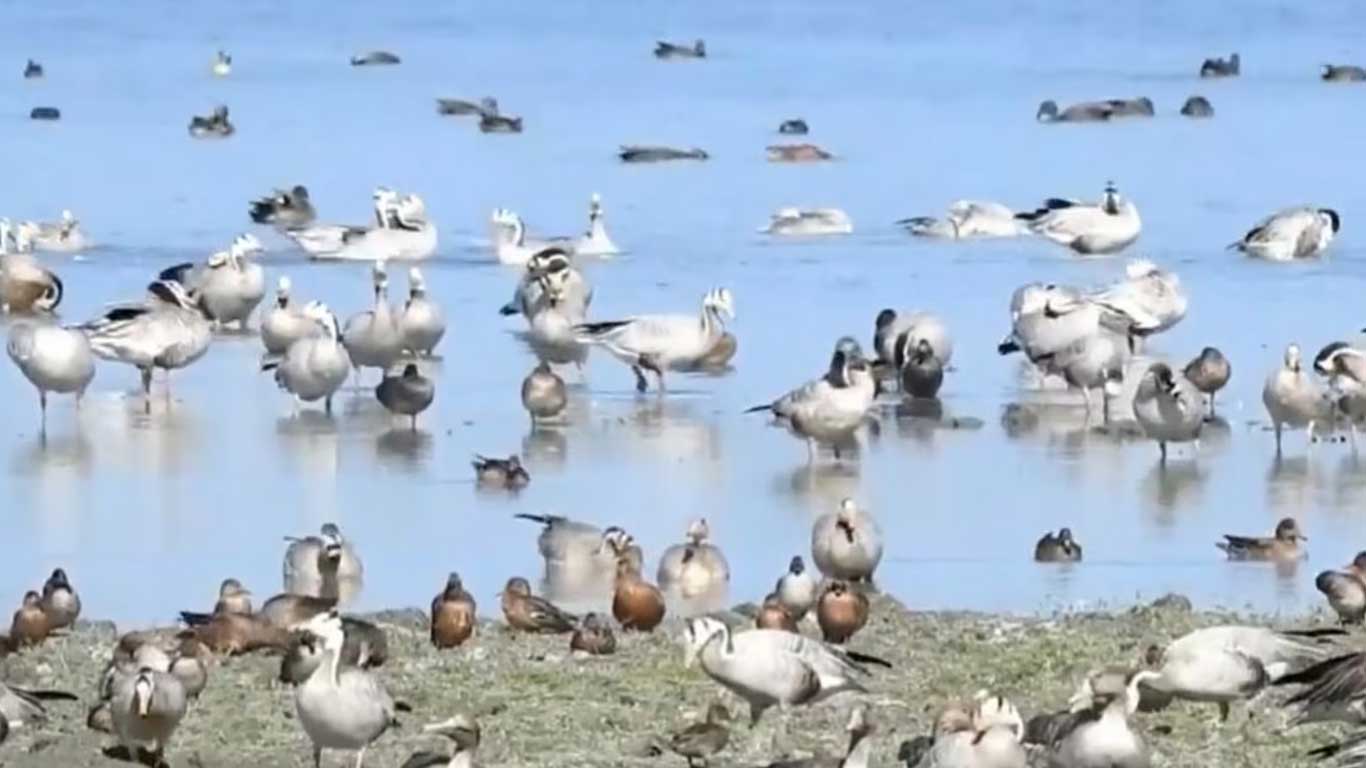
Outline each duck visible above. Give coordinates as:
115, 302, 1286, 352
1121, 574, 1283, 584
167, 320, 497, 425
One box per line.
23, 59, 42, 79
209, 577, 254, 615
259, 593, 337, 631
1316, 553, 1366, 625
473, 454, 530, 489
0, 681, 78, 729
576, 287, 734, 393
402, 714, 481, 768
895, 336, 944, 399
436, 96, 498, 117
670, 704, 730, 767
293, 612, 404, 767
110, 666, 187, 766
479, 112, 523, 133
812, 499, 884, 583
619, 145, 709, 163
1035, 99, 1119, 123
0, 229, 64, 313
178, 610, 289, 655
521, 361, 567, 425
762, 207, 853, 236
1231, 207, 1340, 261
430, 572, 477, 649
570, 613, 617, 655
1133, 363, 1204, 463
898, 200, 1027, 239
187, 105, 234, 138
613, 555, 666, 631
162, 233, 266, 330
1088, 260, 1187, 343
7, 320, 95, 430
29, 107, 59, 121
514, 514, 632, 600
17, 210, 91, 253
261, 276, 315, 358
657, 519, 731, 599
1323, 64, 1366, 82
573, 193, 619, 257
766, 143, 833, 162
1106, 97, 1155, 117
1183, 347, 1231, 417
283, 523, 365, 604
655, 39, 706, 59
276, 617, 388, 683
376, 364, 434, 430
816, 581, 868, 644
1035, 528, 1083, 563
908, 696, 1025, 768
350, 50, 401, 66
873, 308, 954, 370
9, 591, 49, 649
343, 261, 405, 382
1314, 341, 1366, 448
211, 50, 231, 77
82, 279, 212, 413
1263, 343, 1331, 454
747, 347, 876, 462
249, 185, 317, 232
488, 210, 575, 267
1017, 182, 1141, 255
1217, 518, 1307, 562
39, 568, 80, 630
1180, 96, 1214, 118
500, 577, 577, 633
1200, 52, 1240, 77
778, 118, 809, 135
264, 301, 351, 414
756, 593, 799, 632
775, 555, 818, 621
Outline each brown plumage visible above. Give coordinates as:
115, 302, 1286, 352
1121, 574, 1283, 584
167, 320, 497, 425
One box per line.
258, 592, 337, 629
431, 572, 477, 649
816, 580, 868, 644
39, 568, 80, 630
570, 612, 617, 655
170, 637, 211, 698
1217, 517, 1306, 562
612, 557, 666, 632
766, 143, 833, 162
212, 578, 254, 615
670, 703, 731, 767
756, 592, 799, 632
1317, 551, 1366, 624
473, 454, 531, 489
179, 612, 289, 655
500, 577, 577, 633
10, 591, 50, 649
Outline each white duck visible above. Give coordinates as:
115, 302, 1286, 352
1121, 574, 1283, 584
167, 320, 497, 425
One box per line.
294, 612, 402, 768
573, 193, 620, 257
1132, 363, 1203, 463
7, 320, 96, 430
1017, 183, 1141, 255
898, 200, 1027, 239
762, 207, 853, 236
1231, 207, 1340, 261
575, 287, 734, 392
399, 267, 445, 357
16, 210, 90, 253
811, 498, 884, 583
342, 261, 404, 382
489, 208, 574, 266
264, 302, 351, 414
261, 276, 315, 358
1263, 343, 1331, 454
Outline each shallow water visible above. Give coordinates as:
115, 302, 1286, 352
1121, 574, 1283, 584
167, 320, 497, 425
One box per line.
5, 0, 1366, 625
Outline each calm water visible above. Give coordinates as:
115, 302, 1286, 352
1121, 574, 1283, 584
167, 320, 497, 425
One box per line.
5, 0, 1366, 626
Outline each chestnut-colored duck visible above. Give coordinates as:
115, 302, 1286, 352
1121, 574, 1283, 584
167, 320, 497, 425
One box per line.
816, 580, 868, 644
431, 572, 477, 649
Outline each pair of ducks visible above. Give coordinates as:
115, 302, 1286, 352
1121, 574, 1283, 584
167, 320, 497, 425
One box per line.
262, 185, 438, 262
187, 105, 234, 138
499, 562, 665, 636
2, 569, 80, 652
757, 570, 871, 646
434, 94, 522, 132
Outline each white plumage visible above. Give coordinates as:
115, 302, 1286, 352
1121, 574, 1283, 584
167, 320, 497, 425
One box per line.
399, 267, 445, 357
1232, 206, 1340, 261
268, 302, 351, 413
294, 612, 400, 767
576, 288, 733, 392
762, 207, 853, 236
899, 200, 1027, 239
1263, 343, 1332, 454
811, 498, 884, 582
1019, 184, 1141, 255
6, 320, 95, 427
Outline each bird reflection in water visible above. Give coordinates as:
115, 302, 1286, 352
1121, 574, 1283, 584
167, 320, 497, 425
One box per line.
1142, 461, 1206, 524
375, 428, 433, 471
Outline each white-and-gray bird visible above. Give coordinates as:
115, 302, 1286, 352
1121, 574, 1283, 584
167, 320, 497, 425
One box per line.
811, 498, 884, 583
110, 666, 187, 766
574, 193, 619, 257
521, 361, 567, 424
898, 200, 1027, 239
997, 283, 1102, 378
1016, 183, 1141, 256
1231, 207, 1340, 261
775, 556, 818, 622
294, 611, 403, 768
1041, 669, 1151, 768
294, 188, 438, 262
657, 519, 731, 599
576, 288, 734, 392
489, 208, 574, 266
16, 210, 90, 253
399, 267, 444, 357
7, 320, 95, 429
762, 207, 853, 236
264, 301, 351, 414
261, 276, 315, 358
747, 346, 876, 462
1087, 260, 1187, 343
343, 261, 404, 382
283, 523, 365, 604
1263, 343, 1330, 454
1314, 341, 1366, 448
1053, 330, 1128, 419
873, 308, 953, 369
1132, 362, 1204, 463
160, 233, 265, 330
376, 363, 435, 430
500, 247, 592, 323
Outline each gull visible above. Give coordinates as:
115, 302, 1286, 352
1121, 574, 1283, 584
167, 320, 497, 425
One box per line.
489, 209, 574, 266
573, 193, 619, 257
1231, 207, 1340, 261
762, 207, 853, 236
17, 210, 90, 253
249, 185, 317, 232
7, 319, 95, 430
261, 276, 315, 358
747, 346, 876, 461
1087, 260, 1187, 343
110, 666, 187, 766
1016, 182, 1141, 255
576, 287, 734, 392
81, 279, 211, 412
811, 498, 883, 583
1133, 363, 1204, 462
897, 200, 1027, 239
283, 523, 365, 603
1184, 347, 1232, 417
1263, 343, 1331, 454
161, 233, 265, 330
263, 301, 351, 414
342, 261, 404, 383
399, 267, 445, 357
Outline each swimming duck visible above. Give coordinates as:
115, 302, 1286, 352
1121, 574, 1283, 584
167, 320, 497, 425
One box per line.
570, 612, 617, 655
657, 518, 731, 599
619, 145, 709, 163
376, 363, 434, 430
817, 580, 869, 644
9, 591, 48, 649
17, 210, 91, 253
351, 50, 401, 66
436, 96, 497, 117
1217, 517, 1307, 562
1323, 64, 1366, 82
898, 200, 1027, 239
1231, 207, 1340, 261
1035, 100, 1119, 123
762, 207, 853, 236
110, 666, 187, 766
187, 105, 234, 138
521, 361, 567, 425
211, 50, 231, 77
7, 320, 95, 430
766, 143, 833, 162
748, 347, 876, 461
778, 118, 809, 135
261, 277, 315, 358
1034, 528, 1084, 563
39, 567, 81, 630
1133, 363, 1204, 463
670, 703, 730, 767
479, 112, 523, 133
811, 499, 884, 583
28, 107, 59, 121
162, 233, 266, 330
1263, 343, 1331, 454
500, 576, 577, 633
249, 185, 317, 232
573, 193, 620, 257
1316, 553, 1366, 625
343, 261, 404, 381
399, 268, 445, 357
1200, 52, 1240, 77
430, 572, 477, 649
23, 59, 42, 79
655, 39, 706, 59
895, 336, 944, 399
576, 287, 734, 393
1017, 182, 1141, 255
1180, 96, 1214, 118
775, 556, 818, 621
473, 454, 530, 489
283, 523, 365, 604
265, 301, 351, 414
1183, 347, 1231, 417
756, 593, 799, 632
402, 714, 481, 768
613, 555, 666, 631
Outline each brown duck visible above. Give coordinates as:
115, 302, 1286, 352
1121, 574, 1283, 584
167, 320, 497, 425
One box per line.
431, 572, 477, 649
816, 580, 868, 644
613, 556, 666, 632
258, 592, 337, 629
670, 703, 731, 767
473, 454, 530, 489
39, 568, 81, 630
1217, 517, 1307, 562
500, 577, 577, 633
570, 612, 617, 655
755, 592, 798, 632
178, 612, 289, 655
10, 591, 50, 649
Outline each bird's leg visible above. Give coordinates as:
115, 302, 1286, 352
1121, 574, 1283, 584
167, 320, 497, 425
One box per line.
354, 746, 366, 768
1218, 701, 1231, 722
1274, 424, 1283, 456
1208, 393, 1217, 418
140, 368, 153, 414
1101, 389, 1112, 426
39, 391, 47, 432
631, 365, 648, 393
312, 745, 322, 768
410, 414, 417, 432
1159, 441, 1168, 464
1081, 388, 1093, 422
1351, 421, 1360, 454
321, 396, 329, 416
1308, 420, 1317, 449
805, 439, 816, 465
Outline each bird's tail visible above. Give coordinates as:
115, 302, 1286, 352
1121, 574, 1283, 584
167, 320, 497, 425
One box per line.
844, 649, 893, 668
743, 404, 774, 414
179, 611, 213, 627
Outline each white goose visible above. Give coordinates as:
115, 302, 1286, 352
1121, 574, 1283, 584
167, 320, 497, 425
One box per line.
7, 320, 95, 430
573, 193, 619, 257
264, 302, 351, 414
17, 210, 90, 253
997, 283, 1103, 378
342, 261, 404, 382
898, 200, 1027, 239
292, 188, 438, 261
1088, 260, 1187, 342
811, 498, 884, 583
762, 207, 853, 237
575, 288, 734, 392
261, 276, 315, 358
110, 667, 187, 766
1231, 207, 1340, 261
1046, 669, 1151, 768
163, 233, 265, 330
747, 345, 876, 461
1132, 363, 1203, 463
294, 612, 402, 768
399, 267, 445, 357
489, 208, 574, 266
1017, 183, 1141, 255
1263, 343, 1331, 454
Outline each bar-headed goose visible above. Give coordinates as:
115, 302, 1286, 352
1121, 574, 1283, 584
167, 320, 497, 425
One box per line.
1017, 183, 1141, 255
163, 233, 265, 330
343, 261, 404, 381
249, 185, 317, 232
110, 666, 187, 766
7, 320, 95, 430
297, 189, 437, 261
489, 209, 573, 266
1038, 669, 1151, 768
1316, 552, 1366, 625
82, 279, 211, 412
573, 193, 619, 257
1133, 363, 1204, 463
17, 210, 90, 253
762, 207, 853, 236
1184, 347, 1231, 417
1264, 343, 1331, 454
747, 347, 876, 461
811, 499, 883, 583
1314, 341, 1366, 448
264, 301, 351, 414
657, 518, 731, 599
1217, 517, 1307, 562
576, 287, 734, 392
398, 267, 444, 357
261, 276, 315, 358
500, 247, 590, 322
898, 200, 1026, 239
1088, 260, 1187, 342
283, 523, 364, 604
1231, 207, 1340, 261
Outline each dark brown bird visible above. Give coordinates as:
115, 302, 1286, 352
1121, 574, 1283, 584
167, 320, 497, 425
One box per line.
500, 577, 577, 633
1217, 517, 1307, 562
430, 572, 477, 649
1317, 551, 1366, 624
177, 578, 253, 625
755, 592, 799, 632
570, 612, 617, 655
670, 703, 731, 767
10, 591, 50, 649
39, 568, 80, 630
473, 454, 531, 489
612, 556, 666, 632
816, 580, 868, 644
178, 612, 289, 655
